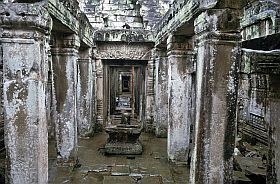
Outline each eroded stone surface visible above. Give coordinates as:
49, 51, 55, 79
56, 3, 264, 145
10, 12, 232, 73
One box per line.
49, 132, 190, 184
1, 0, 280, 184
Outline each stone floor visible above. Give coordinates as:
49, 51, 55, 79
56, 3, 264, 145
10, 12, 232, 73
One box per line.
48, 132, 190, 184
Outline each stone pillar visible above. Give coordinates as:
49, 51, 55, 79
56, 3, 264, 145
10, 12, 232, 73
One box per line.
0, 41, 3, 152
0, 3, 50, 183
77, 48, 94, 137
47, 42, 56, 139
145, 58, 155, 131
268, 77, 280, 184
154, 48, 168, 137
190, 10, 240, 184
96, 56, 104, 131
51, 34, 80, 165
167, 35, 195, 164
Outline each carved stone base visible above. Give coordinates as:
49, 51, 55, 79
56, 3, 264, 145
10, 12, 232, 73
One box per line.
105, 141, 143, 155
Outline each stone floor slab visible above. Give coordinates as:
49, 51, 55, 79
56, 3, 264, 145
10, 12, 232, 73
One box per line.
49, 132, 190, 183
111, 165, 130, 176
139, 176, 163, 184
103, 176, 136, 184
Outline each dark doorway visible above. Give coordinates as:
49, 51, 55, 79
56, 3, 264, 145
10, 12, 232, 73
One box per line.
102, 60, 147, 124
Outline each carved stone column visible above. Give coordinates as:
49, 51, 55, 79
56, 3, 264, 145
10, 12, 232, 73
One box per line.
77, 48, 94, 137
190, 9, 240, 184
154, 48, 168, 138
95, 56, 104, 131
269, 74, 280, 184
0, 3, 50, 183
145, 56, 155, 131
167, 35, 195, 164
51, 34, 80, 165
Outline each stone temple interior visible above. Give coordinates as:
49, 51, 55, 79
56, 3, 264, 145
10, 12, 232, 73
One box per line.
1, 0, 280, 183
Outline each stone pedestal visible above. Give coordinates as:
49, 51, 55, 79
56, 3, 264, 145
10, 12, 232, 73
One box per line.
51, 34, 80, 165
105, 124, 143, 155
0, 3, 50, 184
167, 35, 195, 164
190, 9, 240, 184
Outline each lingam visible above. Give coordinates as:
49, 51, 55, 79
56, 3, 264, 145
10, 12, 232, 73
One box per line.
105, 112, 143, 155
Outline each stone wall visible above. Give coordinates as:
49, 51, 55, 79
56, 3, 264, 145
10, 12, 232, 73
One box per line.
82, 0, 171, 29
237, 48, 280, 183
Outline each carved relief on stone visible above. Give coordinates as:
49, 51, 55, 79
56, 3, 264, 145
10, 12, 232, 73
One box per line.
243, 50, 280, 74
97, 43, 152, 60
1, 30, 46, 41
241, 0, 280, 40
94, 29, 153, 42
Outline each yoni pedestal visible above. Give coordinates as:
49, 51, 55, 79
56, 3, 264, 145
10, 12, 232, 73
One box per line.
105, 124, 143, 155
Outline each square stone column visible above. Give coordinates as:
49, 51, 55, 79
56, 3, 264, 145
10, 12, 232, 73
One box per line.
95, 56, 104, 131
77, 48, 95, 137
167, 35, 195, 164
51, 34, 80, 166
269, 80, 280, 184
0, 3, 50, 184
154, 47, 168, 138
190, 9, 240, 184
145, 58, 155, 131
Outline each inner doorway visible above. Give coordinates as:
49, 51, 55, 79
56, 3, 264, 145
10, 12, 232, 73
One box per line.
103, 60, 147, 125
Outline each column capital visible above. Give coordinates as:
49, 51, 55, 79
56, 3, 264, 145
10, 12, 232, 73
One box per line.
194, 9, 240, 36
154, 47, 167, 58
167, 34, 193, 52
51, 34, 80, 50
0, 2, 51, 36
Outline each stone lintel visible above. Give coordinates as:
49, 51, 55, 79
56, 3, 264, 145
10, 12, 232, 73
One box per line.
155, 0, 199, 46
48, 0, 79, 34
97, 42, 153, 60
241, 49, 280, 74
78, 13, 95, 48
94, 29, 154, 43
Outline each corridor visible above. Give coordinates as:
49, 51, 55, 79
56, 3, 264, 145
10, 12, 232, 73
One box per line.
48, 132, 190, 184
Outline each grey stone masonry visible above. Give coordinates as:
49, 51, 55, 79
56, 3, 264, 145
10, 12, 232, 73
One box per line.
190, 9, 241, 184
154, 47, 168, 138
167, 35, 195, 164
77, 48, 95, 137
51, 34, 80, 166
0, 2, 50, 184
